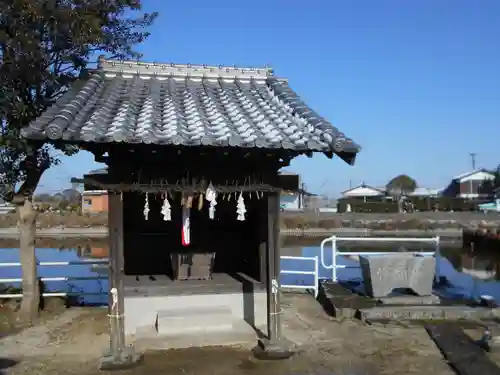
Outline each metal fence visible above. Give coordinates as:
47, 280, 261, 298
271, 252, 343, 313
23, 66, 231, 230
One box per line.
0, 259, 108, 299
280, 255, 319, 298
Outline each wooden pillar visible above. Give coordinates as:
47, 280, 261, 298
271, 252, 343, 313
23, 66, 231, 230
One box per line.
108, 191, 126, 356
266, 191, 282, 341
259, 197, 268, 286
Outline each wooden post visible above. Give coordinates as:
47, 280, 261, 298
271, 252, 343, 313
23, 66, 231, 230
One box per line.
99, 190, 141, 370
259, 198, 268, 286
266, 191, 282, 341
108, 191, 126, 357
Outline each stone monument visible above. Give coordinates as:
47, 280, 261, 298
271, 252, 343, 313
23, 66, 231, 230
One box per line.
359, 253, 436, 298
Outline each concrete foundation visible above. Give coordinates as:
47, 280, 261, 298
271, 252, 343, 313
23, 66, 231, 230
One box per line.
358, 305, 495, 321
123, 273, 267, 348
378, 294, 440, 305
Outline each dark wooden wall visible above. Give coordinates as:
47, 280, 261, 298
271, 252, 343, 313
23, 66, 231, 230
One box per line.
104, 146, 283, 283
121, 191, 265, 281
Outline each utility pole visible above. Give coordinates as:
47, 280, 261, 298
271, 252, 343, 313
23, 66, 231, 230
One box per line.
469, 153, 477, 199
469, 153, 477, 170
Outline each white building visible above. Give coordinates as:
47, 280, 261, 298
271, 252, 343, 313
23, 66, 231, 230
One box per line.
341, 184, 386, 199
280, 191, 301, 210
407, 188, 442, 197
442, 169, 496, 199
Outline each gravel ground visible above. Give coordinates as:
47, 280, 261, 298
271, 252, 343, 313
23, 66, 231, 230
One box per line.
0, 294, 464, 375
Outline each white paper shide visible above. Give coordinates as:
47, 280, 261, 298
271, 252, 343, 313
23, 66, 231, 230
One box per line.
205, 182, 217, 220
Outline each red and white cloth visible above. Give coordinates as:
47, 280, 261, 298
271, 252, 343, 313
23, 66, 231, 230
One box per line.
181, 206, 190, 246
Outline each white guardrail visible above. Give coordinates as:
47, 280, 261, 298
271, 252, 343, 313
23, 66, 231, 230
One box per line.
280, 255, 319, 298
320, 235, 441, 283
0, 259, 108, 299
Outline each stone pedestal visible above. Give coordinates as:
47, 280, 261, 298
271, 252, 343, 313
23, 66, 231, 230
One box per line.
360, 253, 436, 298
170, 252, 215, 281
98, 346, 143, 371
253, 338, 296, 360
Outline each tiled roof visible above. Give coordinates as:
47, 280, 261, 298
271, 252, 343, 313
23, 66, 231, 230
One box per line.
21, 57, 360, 161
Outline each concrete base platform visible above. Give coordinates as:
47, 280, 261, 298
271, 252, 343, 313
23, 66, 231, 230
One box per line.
358, 305, 496, 321
156, 306, 234, 336
124, 272, 267, 348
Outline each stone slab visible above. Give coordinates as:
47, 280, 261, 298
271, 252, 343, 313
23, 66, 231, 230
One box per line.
378, 294, 441, 305
358, 305, 495, 322
317, 282, 377, 319
360, 253, 435, 298
156, 306, 234, 336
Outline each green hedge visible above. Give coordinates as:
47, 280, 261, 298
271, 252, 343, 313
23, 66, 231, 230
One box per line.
337, 197, 487, 213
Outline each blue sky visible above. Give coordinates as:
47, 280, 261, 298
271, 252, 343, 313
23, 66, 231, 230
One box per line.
39, 0, 500, 197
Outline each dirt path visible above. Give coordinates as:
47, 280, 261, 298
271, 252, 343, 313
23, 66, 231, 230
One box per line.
0, 295, 461, 375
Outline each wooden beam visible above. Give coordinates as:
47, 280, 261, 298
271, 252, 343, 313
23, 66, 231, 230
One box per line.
266, 191, 282, 341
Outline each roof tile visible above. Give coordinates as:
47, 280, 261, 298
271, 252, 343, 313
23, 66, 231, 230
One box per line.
21, 59, 360, 161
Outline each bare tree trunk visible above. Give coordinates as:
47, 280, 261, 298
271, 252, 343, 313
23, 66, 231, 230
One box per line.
16, 198, 39, 325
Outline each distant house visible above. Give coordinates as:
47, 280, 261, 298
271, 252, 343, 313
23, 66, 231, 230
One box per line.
441, 169, 495, 199
81, 190, 108, 213
280, 191, 301, 210
278, 170, 316, 210
280, 189, 316, 210
71, 168, 109, 213
341, 184, 442, 201
341, 184, 386, 199
77, 244, 109, 259
407, 188, 442, 198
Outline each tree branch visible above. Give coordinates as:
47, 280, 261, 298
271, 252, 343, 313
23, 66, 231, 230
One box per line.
10, 146, 47, 205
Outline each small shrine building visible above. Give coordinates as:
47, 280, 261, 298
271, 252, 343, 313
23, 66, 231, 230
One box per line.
21, 57, 360, 366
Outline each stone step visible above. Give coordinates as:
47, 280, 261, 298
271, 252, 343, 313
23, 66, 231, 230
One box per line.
133, 320, 259, 350
155, 305, 235, 336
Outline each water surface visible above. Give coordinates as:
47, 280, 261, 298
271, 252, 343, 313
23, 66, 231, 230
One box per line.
0, 238, 499, 305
